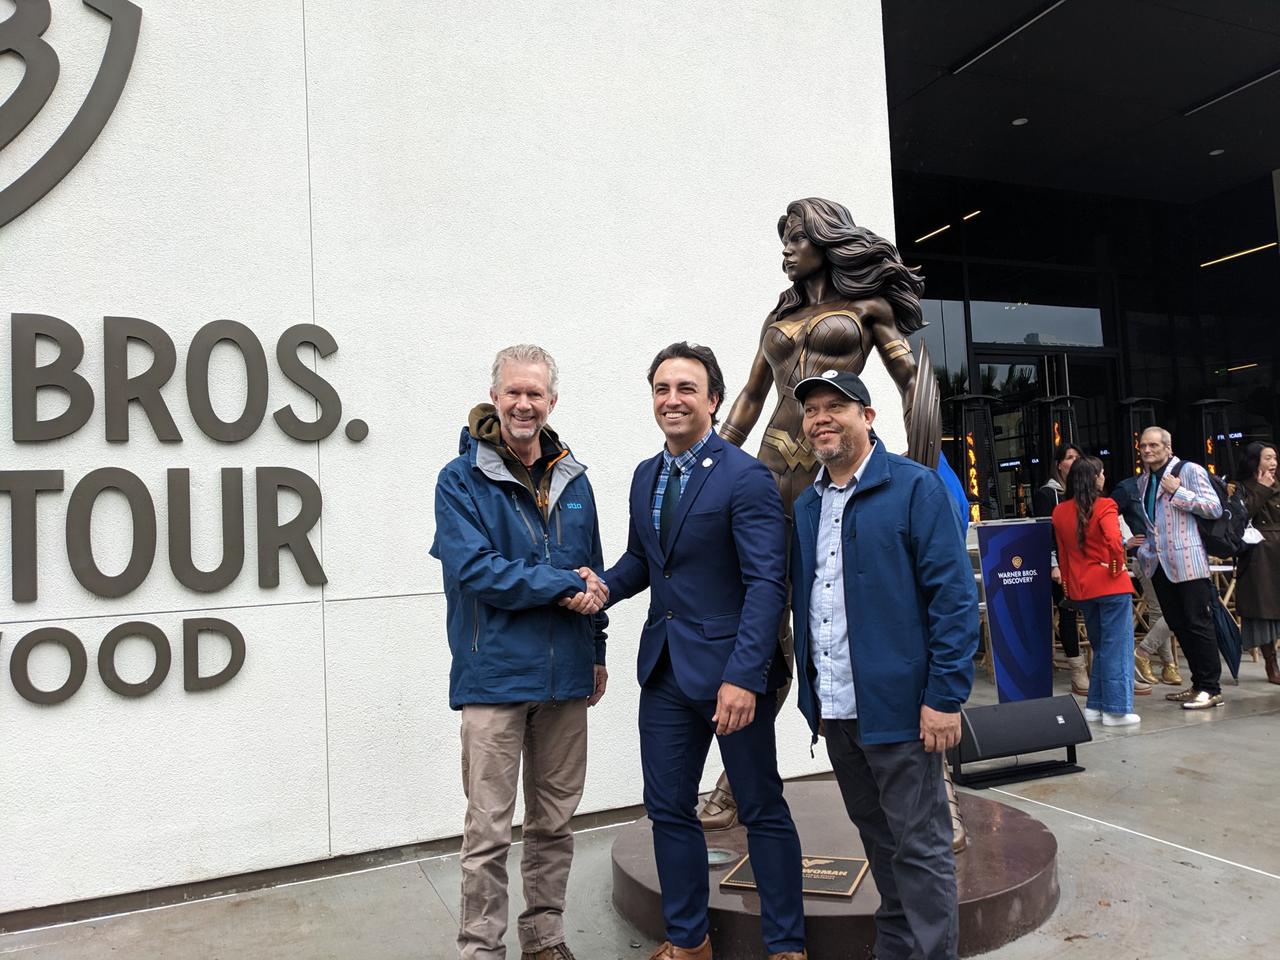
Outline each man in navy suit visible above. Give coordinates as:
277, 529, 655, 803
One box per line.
603, 342, 805, 960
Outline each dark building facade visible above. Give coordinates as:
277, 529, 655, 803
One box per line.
884, 1, 1280, 517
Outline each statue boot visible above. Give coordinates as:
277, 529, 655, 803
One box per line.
698, 773, 738, 831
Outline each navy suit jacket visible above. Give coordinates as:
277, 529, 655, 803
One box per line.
604, 430, 789, 701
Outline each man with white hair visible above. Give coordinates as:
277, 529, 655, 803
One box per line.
1135, 426, 1225, 710
432, 344, 609, 960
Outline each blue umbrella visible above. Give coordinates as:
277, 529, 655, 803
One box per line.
1211, 598, 1242, 681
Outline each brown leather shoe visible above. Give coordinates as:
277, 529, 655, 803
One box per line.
522, 944, 575, 960
698, 781, 738, 831
648, 937, 712, 960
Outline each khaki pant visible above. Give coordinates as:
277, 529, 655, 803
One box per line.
457, 699, 588, 959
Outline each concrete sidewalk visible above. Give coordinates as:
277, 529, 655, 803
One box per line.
6, 663, 1280, 959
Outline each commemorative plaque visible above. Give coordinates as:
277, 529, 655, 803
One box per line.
719, 853, 870, 899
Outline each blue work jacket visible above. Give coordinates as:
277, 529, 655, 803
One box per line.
791, 437, 978, 745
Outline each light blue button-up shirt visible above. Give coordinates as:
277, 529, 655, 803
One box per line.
808, 443, 875, 721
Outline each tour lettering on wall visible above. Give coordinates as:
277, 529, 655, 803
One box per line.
1, 314, 368, 705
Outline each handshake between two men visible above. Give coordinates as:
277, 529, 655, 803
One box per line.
558, 567, 609, 616
558, 566, 609, 708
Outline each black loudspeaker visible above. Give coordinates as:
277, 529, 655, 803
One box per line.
948, 695, 1092, 788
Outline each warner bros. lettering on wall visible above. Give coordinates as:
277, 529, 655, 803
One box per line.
1, 314, 369, 705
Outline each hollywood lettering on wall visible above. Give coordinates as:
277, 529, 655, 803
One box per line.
1, 314, 367, 704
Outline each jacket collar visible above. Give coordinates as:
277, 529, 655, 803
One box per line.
462, 426, 587, 508
851, 432, 891, 495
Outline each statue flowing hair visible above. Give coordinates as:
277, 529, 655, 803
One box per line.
773, 197, 926, 334
1067, 455, 1106, 551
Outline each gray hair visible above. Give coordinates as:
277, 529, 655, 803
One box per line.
1141, 426, 1172, 447
491, 344, 559, 397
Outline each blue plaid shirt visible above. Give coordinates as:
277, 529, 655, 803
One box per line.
652, 430, 713, 532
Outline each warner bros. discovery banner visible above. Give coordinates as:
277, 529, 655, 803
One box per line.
976, 518, 1055, 702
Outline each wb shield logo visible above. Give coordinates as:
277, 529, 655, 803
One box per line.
0, 0, 141, 228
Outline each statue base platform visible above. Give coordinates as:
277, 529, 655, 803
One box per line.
611, 780, 1058, 958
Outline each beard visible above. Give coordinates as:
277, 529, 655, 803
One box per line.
813, 434, 855, 464
500, 414, 545, 441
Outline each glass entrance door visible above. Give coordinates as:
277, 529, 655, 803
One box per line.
976, 352, 1120, 516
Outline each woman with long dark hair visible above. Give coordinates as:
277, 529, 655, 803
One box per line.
1033, 442, 1088, 695
1052, 456, 1139, 725
1234, 442, 1280, 684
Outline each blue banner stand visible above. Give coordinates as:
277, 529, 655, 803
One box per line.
975, 518, 1055, 703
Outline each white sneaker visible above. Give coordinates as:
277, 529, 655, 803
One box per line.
1083, 707, 1102, 722
1102, 712, 1141, 726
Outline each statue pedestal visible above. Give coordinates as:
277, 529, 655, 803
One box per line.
611, 780, 1058, 958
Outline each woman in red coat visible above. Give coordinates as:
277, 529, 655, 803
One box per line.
1052, 456, 1139, 726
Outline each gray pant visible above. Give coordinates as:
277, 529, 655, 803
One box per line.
457, 699, 588, 959
1133, 563, 1173, 662
825, 719, 958, 960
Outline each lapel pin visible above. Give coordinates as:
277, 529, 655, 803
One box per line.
702, 457, 713, 468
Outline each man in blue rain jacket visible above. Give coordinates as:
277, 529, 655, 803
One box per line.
431, 344, 607, 960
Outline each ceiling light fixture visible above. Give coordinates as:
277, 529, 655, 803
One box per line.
915, 224, 952, 244
1182, 63, 1280, 117
1209, 148, 1225, 156
1199, 241, 1278, 268
963, 209, 982, 220
1011, 117, 1030, 126
949, 0, 1070, 75
1227, 363, 1259, 372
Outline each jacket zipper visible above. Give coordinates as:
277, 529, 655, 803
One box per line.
510, 488, 556, 695
510, 492, 545, 556
471, 598, 479, 652
555, 502, 563, 546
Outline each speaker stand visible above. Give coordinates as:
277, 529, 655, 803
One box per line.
951, 745, 1084, 789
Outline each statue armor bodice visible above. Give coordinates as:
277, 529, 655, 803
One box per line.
753, 302, 874, 508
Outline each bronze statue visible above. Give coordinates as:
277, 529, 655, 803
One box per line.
700, 198, 964, 852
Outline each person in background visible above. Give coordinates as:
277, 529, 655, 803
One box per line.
1033, 443, 1088, 695
1234, 442, 1280, 685
1135, 427, 1224, 710
1112, 475, 1181, 687
1053, 456, 1140, 726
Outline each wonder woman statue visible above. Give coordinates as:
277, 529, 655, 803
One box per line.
700, 197, 963, 851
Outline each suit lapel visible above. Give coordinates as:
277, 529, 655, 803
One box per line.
663, 433, 722, 557
634, 453, 665, 559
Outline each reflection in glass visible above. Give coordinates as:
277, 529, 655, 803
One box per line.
970, 301, 1104, 346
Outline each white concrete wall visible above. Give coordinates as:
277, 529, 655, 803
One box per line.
0, 0, 898, 911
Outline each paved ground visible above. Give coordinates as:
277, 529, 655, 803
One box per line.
5, 661, 1279, 959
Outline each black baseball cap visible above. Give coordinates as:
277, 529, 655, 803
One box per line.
794, 369, 872, 406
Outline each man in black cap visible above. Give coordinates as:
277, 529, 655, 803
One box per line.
787, 370, 978, 960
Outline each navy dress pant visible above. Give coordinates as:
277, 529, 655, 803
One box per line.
638, 658, 805, 954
